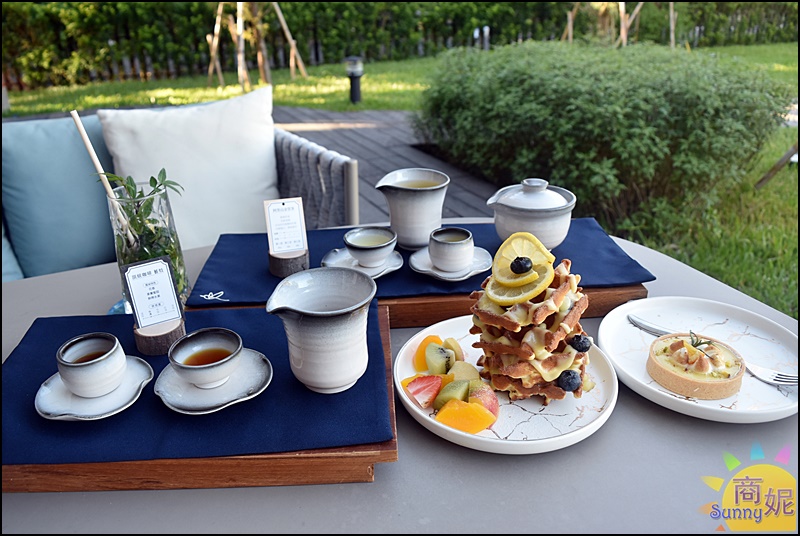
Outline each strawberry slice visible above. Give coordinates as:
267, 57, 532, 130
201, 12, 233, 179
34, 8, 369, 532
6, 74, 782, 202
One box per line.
406, 375, 443, 409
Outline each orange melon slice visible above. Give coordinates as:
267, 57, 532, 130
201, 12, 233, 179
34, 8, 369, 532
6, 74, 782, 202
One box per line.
434, 399, 497, 434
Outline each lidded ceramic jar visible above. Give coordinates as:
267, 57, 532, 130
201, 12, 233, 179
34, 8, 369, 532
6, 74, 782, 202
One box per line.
486, 178, 576, 249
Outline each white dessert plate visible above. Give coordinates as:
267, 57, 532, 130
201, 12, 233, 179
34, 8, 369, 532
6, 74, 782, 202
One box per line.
393, 315, 618, 455
35, 356, 154, 421
597, 296, 798, 424
154, 348, 273, 415
321, 248, 403, 279
408, 247, 492, 282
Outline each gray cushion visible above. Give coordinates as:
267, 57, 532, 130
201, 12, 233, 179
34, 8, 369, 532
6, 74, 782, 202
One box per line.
2, 218, 24, 281
1, 115, 117, 277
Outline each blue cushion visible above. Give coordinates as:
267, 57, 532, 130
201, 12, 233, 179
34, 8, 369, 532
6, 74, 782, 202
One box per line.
1, 115, 117, 277
2, 218, 24, 282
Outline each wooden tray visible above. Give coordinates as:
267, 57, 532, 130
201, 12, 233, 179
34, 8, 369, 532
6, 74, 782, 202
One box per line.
2, 307, 398, 493
380, 284, 648, 328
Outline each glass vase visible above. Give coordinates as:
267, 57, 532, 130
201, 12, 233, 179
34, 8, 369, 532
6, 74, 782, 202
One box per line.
107, 185, 190, 310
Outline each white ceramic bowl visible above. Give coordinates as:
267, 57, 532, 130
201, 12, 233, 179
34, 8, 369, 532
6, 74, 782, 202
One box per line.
56, 332, 128, 398
343, 226, 397, 267
168, 327, 243, 389
487, 178, 576, 249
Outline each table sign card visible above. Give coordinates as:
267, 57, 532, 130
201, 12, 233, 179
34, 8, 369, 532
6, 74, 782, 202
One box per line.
264, 197, 310, 278
120, 256, 186, 355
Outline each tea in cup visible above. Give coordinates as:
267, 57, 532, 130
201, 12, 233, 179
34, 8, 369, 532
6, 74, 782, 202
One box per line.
428, 227, 474, 272
56, 332, 128, 398
343, 226, 397, 267
168, 327, 243, 389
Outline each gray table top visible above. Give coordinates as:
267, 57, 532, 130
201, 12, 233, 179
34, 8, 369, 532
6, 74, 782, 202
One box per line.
3, 221, 797, 534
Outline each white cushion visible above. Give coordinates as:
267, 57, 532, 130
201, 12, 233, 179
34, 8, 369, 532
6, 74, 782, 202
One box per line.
97, 87, 278, 250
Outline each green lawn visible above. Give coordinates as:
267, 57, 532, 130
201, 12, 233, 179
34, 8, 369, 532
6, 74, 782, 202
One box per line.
699, 43, 799, 94
3, 57, 439, 117
4, 43, 797, 318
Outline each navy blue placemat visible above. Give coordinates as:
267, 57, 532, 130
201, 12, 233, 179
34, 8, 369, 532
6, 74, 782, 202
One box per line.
185, 218, 655, 308
2, 303, 392, 465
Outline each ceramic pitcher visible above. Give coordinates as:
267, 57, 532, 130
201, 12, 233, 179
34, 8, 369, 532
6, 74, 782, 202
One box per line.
266, 267, 377, 394
375, 168, 450, 250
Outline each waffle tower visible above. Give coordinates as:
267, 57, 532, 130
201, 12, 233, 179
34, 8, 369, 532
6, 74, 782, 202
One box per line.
469, 259, 593, 405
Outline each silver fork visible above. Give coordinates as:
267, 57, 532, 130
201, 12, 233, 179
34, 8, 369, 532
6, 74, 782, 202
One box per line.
627, 314, 798, 387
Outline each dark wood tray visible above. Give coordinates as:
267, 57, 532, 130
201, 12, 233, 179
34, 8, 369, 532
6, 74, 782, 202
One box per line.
2, 307, 398, 493
379, 284, 648, 328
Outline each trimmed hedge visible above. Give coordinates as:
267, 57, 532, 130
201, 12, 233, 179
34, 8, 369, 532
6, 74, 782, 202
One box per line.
412, 41, 794, 236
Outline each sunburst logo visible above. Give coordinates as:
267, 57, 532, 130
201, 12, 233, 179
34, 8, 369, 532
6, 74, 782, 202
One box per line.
699, 442, 796, 532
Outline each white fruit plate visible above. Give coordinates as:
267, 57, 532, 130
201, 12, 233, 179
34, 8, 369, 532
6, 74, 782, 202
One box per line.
393, 315, 619, 455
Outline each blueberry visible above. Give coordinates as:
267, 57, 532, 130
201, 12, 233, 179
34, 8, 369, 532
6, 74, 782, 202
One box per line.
569, 334, 591, 353
557, 369, 581, 392
510, 256, 532, 274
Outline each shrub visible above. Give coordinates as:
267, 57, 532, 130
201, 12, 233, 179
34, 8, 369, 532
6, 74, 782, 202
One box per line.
412, 41, 794, 236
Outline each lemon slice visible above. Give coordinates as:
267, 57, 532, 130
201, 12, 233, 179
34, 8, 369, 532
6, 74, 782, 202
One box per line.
484, 263, 555, 306
492, 232, 556, 287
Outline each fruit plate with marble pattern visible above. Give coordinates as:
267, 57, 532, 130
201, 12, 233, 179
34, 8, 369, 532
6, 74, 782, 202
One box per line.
393, 315, 618, 455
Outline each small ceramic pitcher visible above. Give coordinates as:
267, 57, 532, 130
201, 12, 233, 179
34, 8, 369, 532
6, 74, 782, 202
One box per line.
266, 267, 377, 394
375, 168, 450, 250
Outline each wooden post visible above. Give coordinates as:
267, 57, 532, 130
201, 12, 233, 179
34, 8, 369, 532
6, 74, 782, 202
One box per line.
236, 2, 250, 92
206, 34, 225, 86
250, 1, 272, 85
754, 142, 798, 190
567, 11, 574, 43
614, 2, 644, 48
561, 3, 581, 41
271, 2, 307, 79
669, 2, 676, 49
226, 14, 251, 89
207, 2, 225, 87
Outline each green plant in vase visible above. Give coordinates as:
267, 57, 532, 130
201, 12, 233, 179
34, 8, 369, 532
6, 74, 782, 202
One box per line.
104, 168, 190, 305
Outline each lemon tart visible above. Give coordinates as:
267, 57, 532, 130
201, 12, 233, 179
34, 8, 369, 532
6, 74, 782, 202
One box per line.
646, 332, 744, 400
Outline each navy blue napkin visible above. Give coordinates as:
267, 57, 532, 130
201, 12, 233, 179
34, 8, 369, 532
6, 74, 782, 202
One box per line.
185, 218, 655, 308
2, 304, 392, 465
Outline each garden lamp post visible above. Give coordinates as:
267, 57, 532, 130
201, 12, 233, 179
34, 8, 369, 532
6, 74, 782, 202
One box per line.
344, 56, 363, 104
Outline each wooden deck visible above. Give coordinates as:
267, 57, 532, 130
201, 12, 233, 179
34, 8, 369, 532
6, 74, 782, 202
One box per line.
272, 106, 497, 224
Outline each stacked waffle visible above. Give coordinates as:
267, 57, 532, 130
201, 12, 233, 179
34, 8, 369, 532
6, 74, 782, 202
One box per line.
469, 256, 593, 405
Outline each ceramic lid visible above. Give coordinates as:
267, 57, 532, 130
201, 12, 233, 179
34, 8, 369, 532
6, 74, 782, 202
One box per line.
488, 178, 571, 210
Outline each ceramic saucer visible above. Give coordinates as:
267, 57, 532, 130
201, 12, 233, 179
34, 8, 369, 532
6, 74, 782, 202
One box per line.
154, 348, 273, 415
35, 356, 154, 421
320, 248, 403, 279
409, 246, 492, 282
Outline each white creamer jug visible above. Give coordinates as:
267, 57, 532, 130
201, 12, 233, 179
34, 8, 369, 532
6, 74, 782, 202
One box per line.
266, 267, 377, 394
375, 168, 450, 250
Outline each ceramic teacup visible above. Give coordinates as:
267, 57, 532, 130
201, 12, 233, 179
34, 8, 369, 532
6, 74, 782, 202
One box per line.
168, 327, 243, 389
56, 332, 128, 398
343, 226, 397, 267
428, 227, 474, 272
